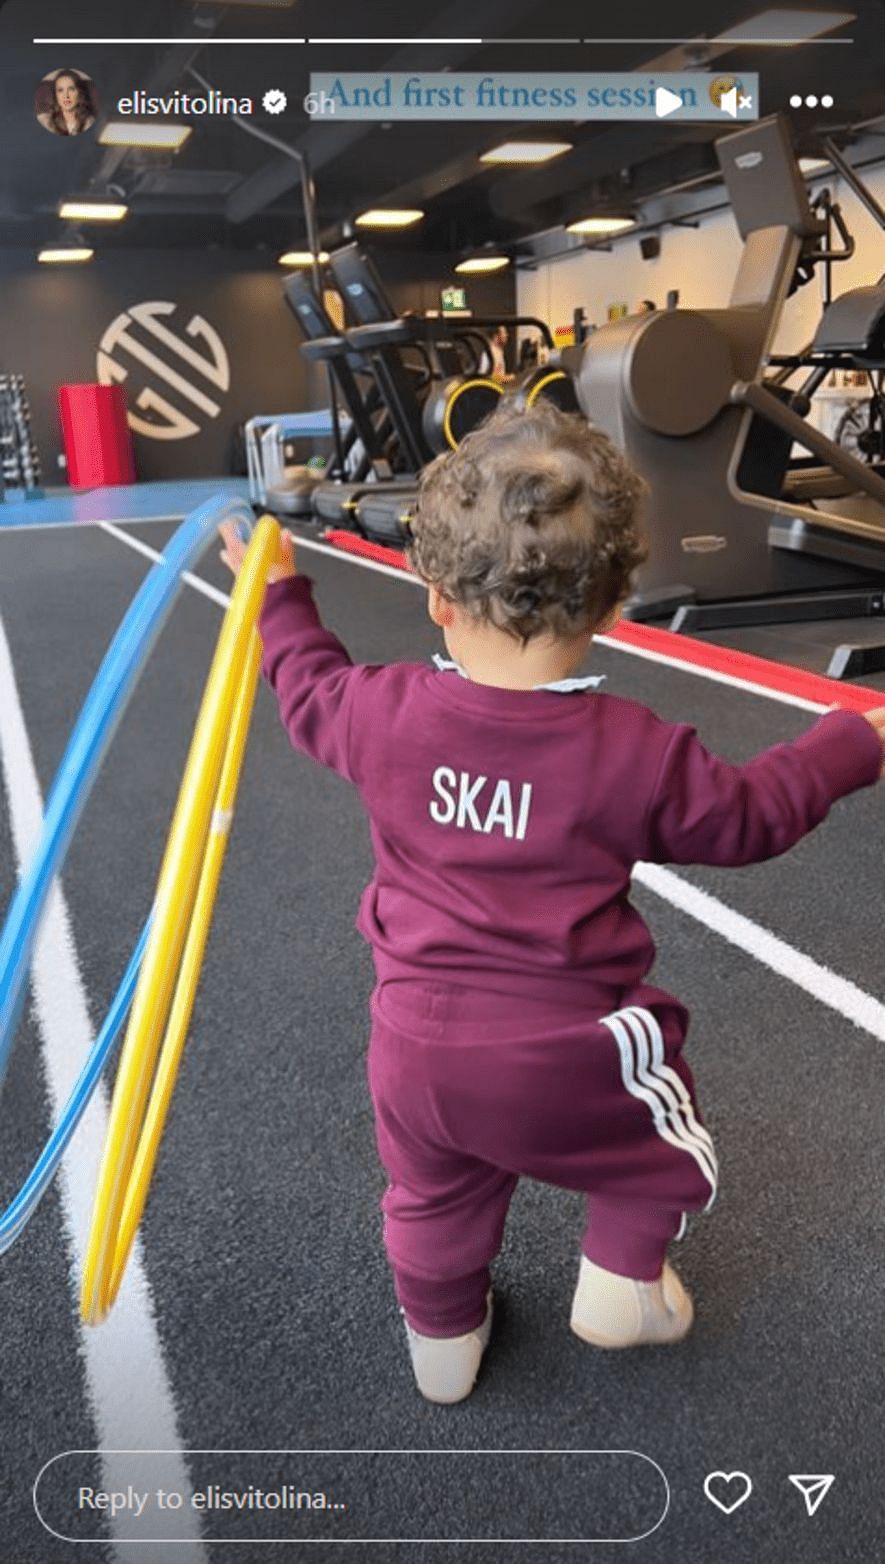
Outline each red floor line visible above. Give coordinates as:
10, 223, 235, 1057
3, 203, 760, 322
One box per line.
321, 529, 884, 714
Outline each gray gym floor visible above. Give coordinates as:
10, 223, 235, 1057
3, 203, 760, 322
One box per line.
0, 517, 882, 1563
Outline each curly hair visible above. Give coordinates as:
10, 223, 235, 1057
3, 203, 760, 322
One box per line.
406, 400, 648, 645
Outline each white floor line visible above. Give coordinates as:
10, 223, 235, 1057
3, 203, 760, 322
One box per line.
0, 616, 209, 1563
99, 521, 231, 609
634, 863, 885, 1044
96, 522, 885, 1044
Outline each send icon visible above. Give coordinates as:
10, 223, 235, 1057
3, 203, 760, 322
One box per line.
788, 1475, 835, 1518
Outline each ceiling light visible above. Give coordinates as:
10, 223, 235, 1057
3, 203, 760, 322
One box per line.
799, 156, 832, 174
714, 9, 855, 44
355, 209, 424, 228
480, 141, 572, 164
455, 256, 510, 273
59, 201, 128, 222
566, 216, 636, 235
99, 122, 192, 149
38, 248, 94, 263
278, 250, 331, 266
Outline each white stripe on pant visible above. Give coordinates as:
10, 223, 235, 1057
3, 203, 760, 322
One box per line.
601, 1006, 718, 1211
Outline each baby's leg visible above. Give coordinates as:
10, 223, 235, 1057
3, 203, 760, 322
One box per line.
375, 1132, 517, 1403
368, 1000, 518, 1401
581, 1193, 685, 1282
571, 1195, 694, 1348
567, 1003, 717, 1346
376, 1127, 518, 1339
369, 992, 518, 1337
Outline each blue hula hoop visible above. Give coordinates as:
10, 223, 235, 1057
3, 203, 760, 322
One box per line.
0, 493, 253, 1246
0, 916, 151, 1252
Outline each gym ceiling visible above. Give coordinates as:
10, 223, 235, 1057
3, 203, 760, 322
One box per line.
2, 1, 884, 258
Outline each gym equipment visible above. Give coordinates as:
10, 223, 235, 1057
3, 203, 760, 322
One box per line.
324, 243, 558, 542
283, 270, 418, 530
244, 408, 335, 515
291, 257, 426, 526
331, 242, 554, 459
576, 115, 885, 676
0, 494, 253, 1250
351, 485, 417, 548
329, 244, 440, 472
58, 384, 135, 489
283, 272, 398, 485
290, 264, 442, 534
81, 515, 279, 1326
836, 372, 884, 464
422, 373, 504, 450
0, 375, 41, 496
507, 364, 581, 415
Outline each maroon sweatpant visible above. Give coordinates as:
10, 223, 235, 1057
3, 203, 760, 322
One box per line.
367, 979, 717, 1337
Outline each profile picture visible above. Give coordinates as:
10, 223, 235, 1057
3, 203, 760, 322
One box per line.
35, 68, 98, 137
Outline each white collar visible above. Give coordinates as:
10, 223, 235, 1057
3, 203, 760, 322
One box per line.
432, 653, 605, 693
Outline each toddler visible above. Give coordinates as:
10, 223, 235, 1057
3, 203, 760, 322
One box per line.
220, 401, 884, 1405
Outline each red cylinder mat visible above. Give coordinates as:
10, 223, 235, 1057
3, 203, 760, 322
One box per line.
58, 384, 136, 487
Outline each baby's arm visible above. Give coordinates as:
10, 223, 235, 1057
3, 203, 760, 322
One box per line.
644, 707, 884, 867
219, 523, 365, 784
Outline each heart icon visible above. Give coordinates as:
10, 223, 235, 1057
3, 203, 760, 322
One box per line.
704, 1471, 753, 1514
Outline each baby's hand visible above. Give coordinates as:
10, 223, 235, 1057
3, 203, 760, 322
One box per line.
862, 706, 885, 778
218, 522, 296, 583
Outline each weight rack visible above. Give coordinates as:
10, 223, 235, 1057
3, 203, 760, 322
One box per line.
0, 375, 41, 496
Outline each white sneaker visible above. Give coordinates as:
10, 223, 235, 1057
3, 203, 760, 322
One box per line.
570, 1258, 694, 1348
403, 1293, 493, 1403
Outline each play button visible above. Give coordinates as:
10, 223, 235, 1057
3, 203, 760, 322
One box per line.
655, 86, 683, 118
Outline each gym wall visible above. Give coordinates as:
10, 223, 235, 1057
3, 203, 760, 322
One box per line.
518, 162, 885, 354
0, 249, 310, 484
0, 248, 516, 487
369, 251, 517, 322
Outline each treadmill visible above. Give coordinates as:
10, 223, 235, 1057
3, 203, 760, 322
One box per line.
282, 273, 415, 528
326, 244, 556, 546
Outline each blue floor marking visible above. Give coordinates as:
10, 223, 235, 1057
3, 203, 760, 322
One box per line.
0, 478, 254, 530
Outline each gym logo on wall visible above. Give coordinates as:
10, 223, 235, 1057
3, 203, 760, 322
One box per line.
96, 301, 231, 441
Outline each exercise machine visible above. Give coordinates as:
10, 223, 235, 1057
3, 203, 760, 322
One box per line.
576, 115, 885, 677
330, 242, 549, 461
284, 266, 421, 528
284, 271, 396, 484
324, 243, 557, 543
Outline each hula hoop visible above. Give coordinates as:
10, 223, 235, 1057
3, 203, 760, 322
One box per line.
0, 915, 151, 1254
0, 493, 253, 1254
0, 493, 253, 1085
81, 516, 280, 1326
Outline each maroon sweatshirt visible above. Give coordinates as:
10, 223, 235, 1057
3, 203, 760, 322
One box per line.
259, 576, 881, 1005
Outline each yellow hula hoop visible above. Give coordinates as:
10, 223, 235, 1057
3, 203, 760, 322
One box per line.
80, 515, 280, 1325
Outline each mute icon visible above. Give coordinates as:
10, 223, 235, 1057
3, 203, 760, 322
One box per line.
720, 86, 738, 118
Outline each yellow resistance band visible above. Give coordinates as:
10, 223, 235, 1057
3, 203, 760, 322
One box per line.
81, 515, 280, 1325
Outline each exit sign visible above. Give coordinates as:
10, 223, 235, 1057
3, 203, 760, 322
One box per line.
441, 285, 468, 313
